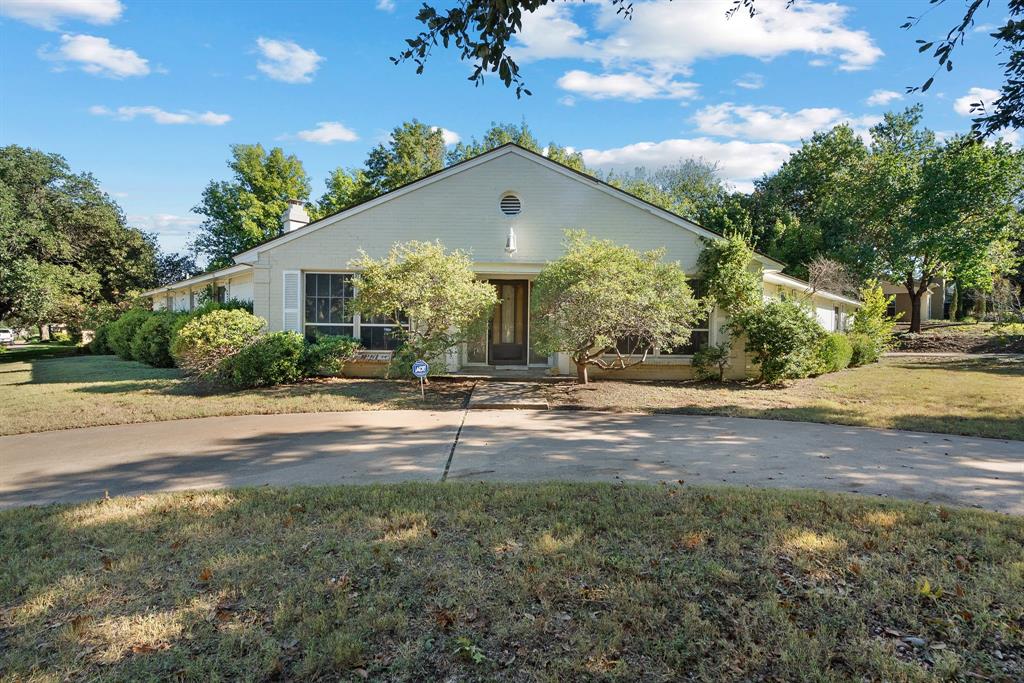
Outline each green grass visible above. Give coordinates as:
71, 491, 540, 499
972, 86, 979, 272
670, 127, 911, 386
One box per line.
544, 356, 1024, 441
1, 484, 1021, 681
0, 342, 82, 363
0, 355, 471, 436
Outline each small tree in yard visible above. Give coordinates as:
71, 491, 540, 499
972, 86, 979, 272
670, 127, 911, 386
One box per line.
351, 241, 497, 377
531, 230, 702, 384
850, 280, 900, 359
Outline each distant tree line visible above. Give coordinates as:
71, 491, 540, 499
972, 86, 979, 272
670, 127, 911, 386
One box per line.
0, 145, 198, 334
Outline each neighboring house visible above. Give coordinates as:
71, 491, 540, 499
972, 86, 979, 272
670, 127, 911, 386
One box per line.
143, 144, 859, 379
881, 280, 948, 324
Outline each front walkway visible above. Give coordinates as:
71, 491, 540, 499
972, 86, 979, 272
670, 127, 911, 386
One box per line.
2, 410, 1021, 513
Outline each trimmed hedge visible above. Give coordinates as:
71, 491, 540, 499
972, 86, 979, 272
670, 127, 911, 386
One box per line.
733, 300, 824, 383
225, 331, 305, 389
171, 309, 265, 381
106, 309, 152, 360
130, 311, 183, 368
302, 334, 360, 377
813, 333, 853, 375
848, 332, 879, 367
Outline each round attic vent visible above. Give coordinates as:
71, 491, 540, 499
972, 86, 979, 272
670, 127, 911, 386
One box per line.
499, 193, 521, 216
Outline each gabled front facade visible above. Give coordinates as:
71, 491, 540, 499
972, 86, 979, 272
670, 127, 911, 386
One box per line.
144, 144, 859, 379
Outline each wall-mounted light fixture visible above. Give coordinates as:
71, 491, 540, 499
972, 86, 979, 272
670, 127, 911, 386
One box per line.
505, 226, 518, 255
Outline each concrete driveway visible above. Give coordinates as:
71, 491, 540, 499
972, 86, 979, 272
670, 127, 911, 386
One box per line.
1, 410, 1021, 513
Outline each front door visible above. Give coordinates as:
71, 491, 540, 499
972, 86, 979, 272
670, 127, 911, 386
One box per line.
488, 280, 528, 364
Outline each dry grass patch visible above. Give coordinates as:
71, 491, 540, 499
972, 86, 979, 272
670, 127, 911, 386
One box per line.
1, 483, 1021, 681
0, 355, 471, 436
544, 356, 1024, 440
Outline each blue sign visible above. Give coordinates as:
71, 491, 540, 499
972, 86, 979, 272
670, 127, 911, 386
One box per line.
411, 359, 429, 378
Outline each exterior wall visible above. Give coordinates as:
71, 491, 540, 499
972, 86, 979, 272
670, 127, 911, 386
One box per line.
257, 152, 708, 335
891, 291, 931, 323
763, 282, 854, 332
152, 271, 255, 314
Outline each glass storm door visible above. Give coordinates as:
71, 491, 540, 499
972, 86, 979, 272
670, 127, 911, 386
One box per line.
488, 280, 528, 364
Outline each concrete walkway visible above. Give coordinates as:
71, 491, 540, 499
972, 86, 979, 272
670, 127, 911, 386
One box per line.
1, 410, 1021, 513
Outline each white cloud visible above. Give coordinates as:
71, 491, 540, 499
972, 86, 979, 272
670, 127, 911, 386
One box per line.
256, 37, 323, 83
557, 69, 699, 101
998, 129, 1020, 147
0, 0, 122, 30
734, 72, 764, 90
866, 89, 903, 106
514, 0, 881, 77
91, 105, 230, 125
376, 0, 396, 11
433, 127, 461, 146
559, 95, 577, 107
296, 121, 359, 144
129, 213, 200, 252
42, 33, 148, 77
953, 87, 1000, 117
693, 103, 878, 142
581, 137, 795, 192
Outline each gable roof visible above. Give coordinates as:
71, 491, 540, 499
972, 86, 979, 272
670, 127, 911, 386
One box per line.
232, 143, 786, 270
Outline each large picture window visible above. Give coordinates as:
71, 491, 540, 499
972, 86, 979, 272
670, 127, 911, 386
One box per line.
303, 272, 409, 350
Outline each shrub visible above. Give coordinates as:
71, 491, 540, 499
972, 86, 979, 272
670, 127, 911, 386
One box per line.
224, 331, 305, 389
850, 281, 899, 359
106, 309, 152, 360
171, 309, 265, 381
89, 324, 113, 354
732, 300, 824, 383
130, 311, 182, 367
692, 342, 731, 382
301, 334, 360, 376
51, 330, 72, 343
848, 332, 879, 366
813, 332, 853, 375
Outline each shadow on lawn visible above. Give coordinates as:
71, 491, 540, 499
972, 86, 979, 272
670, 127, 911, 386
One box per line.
885, 357, 1024, 376
4, 483, 1020, 681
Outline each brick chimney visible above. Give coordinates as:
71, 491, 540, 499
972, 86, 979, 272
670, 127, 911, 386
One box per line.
281, 199, 310, 233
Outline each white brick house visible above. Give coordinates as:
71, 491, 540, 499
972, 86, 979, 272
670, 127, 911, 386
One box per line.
144, 144, 859, 379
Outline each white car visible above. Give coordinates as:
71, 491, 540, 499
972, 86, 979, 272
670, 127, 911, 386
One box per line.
0, 328, 13, 345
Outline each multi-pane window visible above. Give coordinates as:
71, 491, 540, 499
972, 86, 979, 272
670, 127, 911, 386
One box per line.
215, 285, 227, 304
359, 313, 409, 351
304, 273, 354, 339
303, 273, 408, 350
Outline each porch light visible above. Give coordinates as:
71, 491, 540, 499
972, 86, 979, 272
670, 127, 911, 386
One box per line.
505, 226, 518, 255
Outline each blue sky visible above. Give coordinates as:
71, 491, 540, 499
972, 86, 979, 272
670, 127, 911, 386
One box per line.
0, 0, 1015, 254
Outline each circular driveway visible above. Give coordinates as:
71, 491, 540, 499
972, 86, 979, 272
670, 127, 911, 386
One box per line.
1, 410, 1021, 513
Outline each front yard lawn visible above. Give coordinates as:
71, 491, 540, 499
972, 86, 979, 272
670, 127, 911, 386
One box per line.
0, 355, 471, 436
545, 356, 1024, 441
1, 483, 1021, 681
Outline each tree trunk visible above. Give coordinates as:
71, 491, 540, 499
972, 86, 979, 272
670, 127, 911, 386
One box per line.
908, 290, 922, 333
948, 280, 959, 320
576, 363, 589, 384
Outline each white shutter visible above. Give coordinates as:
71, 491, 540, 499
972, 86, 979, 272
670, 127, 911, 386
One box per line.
282, 270, 301, 332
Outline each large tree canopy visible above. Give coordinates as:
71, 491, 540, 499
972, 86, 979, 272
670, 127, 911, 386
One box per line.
0, 145, 159, 328
192, 144, 312, 268
747, 124, 868, 279
840, 107, 1024, 332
